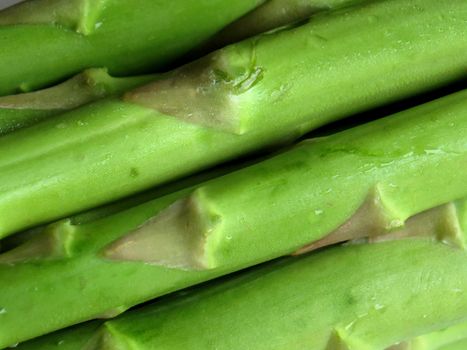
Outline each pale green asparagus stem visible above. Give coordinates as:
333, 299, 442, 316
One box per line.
1, 89, 467, 346
0, 0, 465, 239
83, 239, 467, 349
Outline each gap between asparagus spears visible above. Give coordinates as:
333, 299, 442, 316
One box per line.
82, 239, 467, 350
0, 69, 157, 135
0, 0, 264, 96
1, 88, 467, 346
1, 0, 466, 239
0, 0, 369, 135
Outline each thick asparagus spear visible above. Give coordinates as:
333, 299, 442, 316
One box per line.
0, 0, 369, 135
0, 0, 264, 96
1, 89, 467, 346
81, 239, 467, 350
13, 194, 467, 350
0, 69, 156, 135
1, 0, 466, 239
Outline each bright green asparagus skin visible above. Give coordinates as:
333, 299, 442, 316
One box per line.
0, 0, 466, 239
0, 69, 157, 134
0, 0, 264, 96
1, 89, 467, 347
81, 240, 467, 350
13, 196, 467, 350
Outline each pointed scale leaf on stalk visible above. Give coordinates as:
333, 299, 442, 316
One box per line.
0, 0, 466, 239
1, 89, 467, 346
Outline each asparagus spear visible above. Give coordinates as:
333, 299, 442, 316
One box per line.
0, 69, 156, 135
13, 194, 467, 350
0, 0, 368, 135
198, 0, 370, 53
1, 0, 466, 239
81, 239, 467, 350
1, 89, 467, 346
0, 0, 264, 96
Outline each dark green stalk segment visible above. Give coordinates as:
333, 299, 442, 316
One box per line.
1, 90, 466, 346
0, 0, 264, 96
0, 0, 466, 239
0, 69, 156, 135
86, 240, 467, 349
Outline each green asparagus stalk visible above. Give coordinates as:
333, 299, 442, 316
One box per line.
1, 89, 467, 347
0, 0, 368, 135
0, 69, 157, 135
198, 0, 370, 54
0, 0, 264, 96
77, 239, 467, 349
0, 0, 466, 239
13, 195, 467, 350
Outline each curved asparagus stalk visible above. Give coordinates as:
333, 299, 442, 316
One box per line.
0, 69, 157, 135
1, 89, 467, 346
1, 0, 466, 239
0, 0, 264, 96
84, 239, 467, 349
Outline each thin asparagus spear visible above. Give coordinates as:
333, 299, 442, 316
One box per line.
1, 89, 467, 346
0, 0, 466, 239
0, 69, 156, 135
84, 239, 467, 350
0, 0, 264, 96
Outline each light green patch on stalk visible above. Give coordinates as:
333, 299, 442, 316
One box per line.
104, 190, 222, 270
124, 42, 263, 134
0, 0, 107, 35
0, 219, 76, 264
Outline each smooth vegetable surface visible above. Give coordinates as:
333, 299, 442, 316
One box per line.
1, 89, 466, 347
0, 0, 263, 96
0, 0, 466, 239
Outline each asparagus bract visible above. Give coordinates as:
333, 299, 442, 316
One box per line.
0, 69, 156, 134
1, 89, 466, 346
85, 239, 467, 349
0, 0, 466, 238
0, 0, 263, 96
